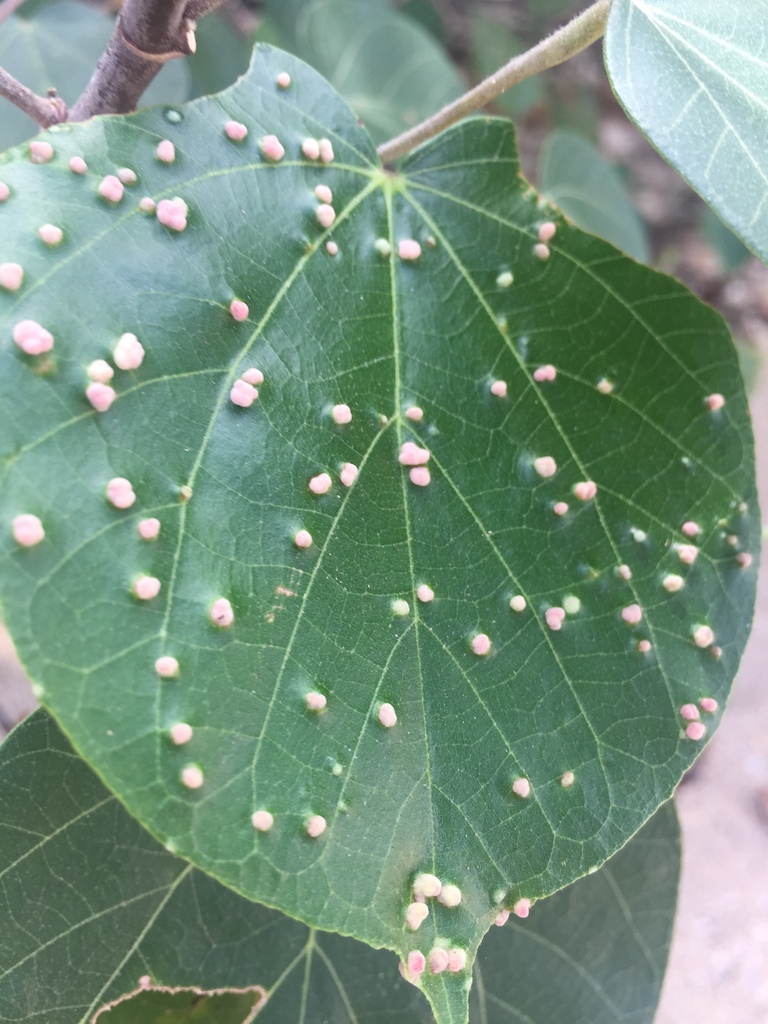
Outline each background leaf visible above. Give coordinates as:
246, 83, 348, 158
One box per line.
0, 3, 190, 153
538, 129, 650, 261
0, 46, 756, 1024
605, 0, 768, 264
265, 0, 465, 143
0, 709, 679, 1024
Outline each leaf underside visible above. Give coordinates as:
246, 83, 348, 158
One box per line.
0, 709, 680, 1024
605, 0, 768, 263
0, 45, 757, 1024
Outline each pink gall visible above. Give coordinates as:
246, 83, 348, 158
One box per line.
230, 379, 258, 408
155, 140, 176, 163
137, 518, 161, 540
12, 514, 45, 547
225, 121, 248, 142
13, 319, 54, 355
305, 815, 327, 838
113, 333, 145, 370
0, 263, 23, 291
86, 383, 116, 412
29, 140, 53, 164
260, 135, 285, 162
209, 598, 234, 628
251, 810, 274, 832
398, 239, 421, 261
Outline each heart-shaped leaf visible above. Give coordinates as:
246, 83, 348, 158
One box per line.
0, 709, 680, 1024
0, 46, 756, 1024
604, 0, 768, 263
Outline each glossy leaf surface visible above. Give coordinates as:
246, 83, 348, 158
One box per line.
0, 46, 757, 1024
605, 0, 768, 263
538, 129, 649, 262
0, 710, 679, 1024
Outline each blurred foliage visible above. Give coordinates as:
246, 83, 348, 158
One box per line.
97, 988, 261, 1024
398, 0, 445, 40
539, 129, 650, 261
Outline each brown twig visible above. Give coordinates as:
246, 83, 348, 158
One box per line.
377, 0, 611, 164
0, 67, 67, 127
69, 0, 225, 120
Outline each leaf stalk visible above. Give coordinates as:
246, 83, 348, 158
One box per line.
376, 0, 612, 165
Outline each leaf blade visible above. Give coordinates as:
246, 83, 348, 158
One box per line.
605, 0, 768, 263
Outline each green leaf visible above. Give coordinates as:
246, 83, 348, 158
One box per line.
0, 46, 757, 1024
0, 3, 189, 153
604, 0, 768, 264
0, 709, 680, 1024
469, 12, 543, 120
265, 0, 465, 144
538, 130, 650, 262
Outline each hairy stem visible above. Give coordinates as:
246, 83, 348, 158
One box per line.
69, 0, 225, 121
377, 0, 611, 165
0, 67, 67, 127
